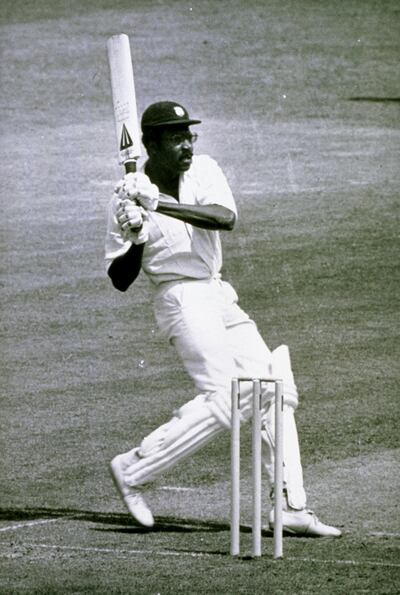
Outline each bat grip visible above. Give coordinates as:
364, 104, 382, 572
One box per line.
124, 160, 137, 174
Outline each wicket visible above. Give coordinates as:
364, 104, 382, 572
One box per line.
230, 378, 284, 558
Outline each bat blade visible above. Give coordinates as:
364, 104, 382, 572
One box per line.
107, 33, 142, 172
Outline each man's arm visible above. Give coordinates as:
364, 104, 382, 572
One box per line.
121, 171, 237, 231
156, 201, 236, 231
107, 242, 145, 292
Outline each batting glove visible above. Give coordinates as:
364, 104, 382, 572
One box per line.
121, 172, 159, 211
116, 199, 149, 244
127, 222, 149, 245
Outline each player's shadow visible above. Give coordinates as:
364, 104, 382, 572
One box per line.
0, 506, 233, 535
0, 506, 277, 537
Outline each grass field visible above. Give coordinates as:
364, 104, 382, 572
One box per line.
1, 0, 399, 593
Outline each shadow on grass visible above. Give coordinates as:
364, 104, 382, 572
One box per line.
0, 507, 320, 540
347, 96, 400, 102
1, 506, 272, 536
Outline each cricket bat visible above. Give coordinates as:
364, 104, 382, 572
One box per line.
107, 33, 142, 173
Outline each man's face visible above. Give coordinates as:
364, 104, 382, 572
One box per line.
154, 125, 198, 174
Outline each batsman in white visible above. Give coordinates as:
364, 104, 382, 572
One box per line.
105, 101, 341, 537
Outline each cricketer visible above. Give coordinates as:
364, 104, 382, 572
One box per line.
104, 101, 341, 537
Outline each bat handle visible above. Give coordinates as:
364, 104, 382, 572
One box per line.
124, 160, 137, 174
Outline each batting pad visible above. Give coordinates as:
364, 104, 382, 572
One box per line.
272, 345, 299, 410
261, 405, 307, 510
122, 399, 223, 487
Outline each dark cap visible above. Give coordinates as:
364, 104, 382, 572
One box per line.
141, 101, 201, 130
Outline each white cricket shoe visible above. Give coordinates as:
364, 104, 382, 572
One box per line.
269, 508, 342, 537
110, 454, 154, 528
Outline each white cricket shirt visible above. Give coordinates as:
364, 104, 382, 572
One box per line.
105, 155, 237, 286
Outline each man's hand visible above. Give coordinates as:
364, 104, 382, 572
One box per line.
116, 198, 149, 244
116, 172, 159, 211
116, 198, 143, 231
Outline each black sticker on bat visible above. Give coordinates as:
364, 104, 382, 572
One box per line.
120, 124, 133, 150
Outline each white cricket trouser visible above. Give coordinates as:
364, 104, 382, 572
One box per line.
121, 277, 306, 509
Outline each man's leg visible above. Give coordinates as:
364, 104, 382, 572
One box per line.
110, 395, 223, 527
111, 279, 341, 535
119, 281, 307, 512
223, 296, 341, 537
222, 304, 307, 508
110, 280, 239, 524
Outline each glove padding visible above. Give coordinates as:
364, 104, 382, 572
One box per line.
115, 198, 149, 244
115, 172, 159, 211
